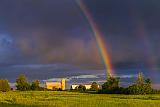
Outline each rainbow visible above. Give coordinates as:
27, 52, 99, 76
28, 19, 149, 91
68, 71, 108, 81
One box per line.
76, 0, 114, 77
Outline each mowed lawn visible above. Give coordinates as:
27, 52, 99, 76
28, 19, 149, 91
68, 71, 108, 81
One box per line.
0, 91, 160, 107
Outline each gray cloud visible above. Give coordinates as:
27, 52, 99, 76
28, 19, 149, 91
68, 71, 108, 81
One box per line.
0, 0, 159, 69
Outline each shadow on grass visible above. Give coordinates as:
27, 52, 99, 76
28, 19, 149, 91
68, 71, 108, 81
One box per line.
69, 90, 98, 94
0, 103, 38, 107
111, 96, 160, 100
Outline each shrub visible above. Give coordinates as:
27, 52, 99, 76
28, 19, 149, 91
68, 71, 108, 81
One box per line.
100, 76, 121, 94
31, 80, 40, 91
75, 85, 86, 92
52, 87, 62, 91
99, 72, 157, 95
90, 82, 99, 91
0, 80, 11, 92
16, 75, 30, 91
126, 73, 152, 95
102, 76, 119, 90
127, 83, 152, 95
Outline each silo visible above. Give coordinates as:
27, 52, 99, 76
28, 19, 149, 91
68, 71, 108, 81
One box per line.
61, 79, 65, 90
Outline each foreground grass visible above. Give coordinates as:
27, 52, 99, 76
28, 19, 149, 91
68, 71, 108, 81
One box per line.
0, 91, 160, 107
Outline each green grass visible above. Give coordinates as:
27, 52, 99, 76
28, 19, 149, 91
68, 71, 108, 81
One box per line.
0, 91, 160, 107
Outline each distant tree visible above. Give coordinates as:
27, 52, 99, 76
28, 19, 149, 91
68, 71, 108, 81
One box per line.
51, 86, 62, 91
70, 86, 73, 90
75, 86, 79, 90
145, 78, 152, 86
91, 82, 99, 91
144, 78, 152, 94
0, 80, 11, 92
127, 73, 153, 95
128, 84, 140, 95
102, 76, 120, 90
31, 80, 40, 91
77, 85, 86, 92
52, 86, 57, 91
16, 75, 30, 91
136, 72, 144, 85
99, 72, 157, 95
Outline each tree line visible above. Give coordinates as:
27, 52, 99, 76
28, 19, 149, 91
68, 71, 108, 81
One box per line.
71, 72, 160, 95
16, 75, 46, 91
99, 72, 160, 94
0, 75, 44, 92
0, 72, 160, 95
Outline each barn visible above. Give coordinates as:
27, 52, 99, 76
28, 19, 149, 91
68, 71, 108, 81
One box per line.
46, 79, 65, 90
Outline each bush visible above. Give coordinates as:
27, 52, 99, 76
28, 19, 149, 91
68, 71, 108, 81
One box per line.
75, 85, 86, 92
127, 84, 152, 95
52, 87, 62, 91
102, 77, 119, 90
99, 72, 157, 95
31, 80, 40, 91
126, 74, 152, 95
90, 82, 99, 91
99, 87, 125, 94
99, 76, 121, 94
148, 89, 160, 94
16, 75, 30, 91
0, 80, 11, 92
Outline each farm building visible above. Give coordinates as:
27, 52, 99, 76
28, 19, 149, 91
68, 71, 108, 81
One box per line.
71, 84, 92, 90
46, 79, 65, 90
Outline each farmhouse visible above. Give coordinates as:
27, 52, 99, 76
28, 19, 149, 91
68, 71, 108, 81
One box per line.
46, 79, 65, 90
71, 84, 92, 90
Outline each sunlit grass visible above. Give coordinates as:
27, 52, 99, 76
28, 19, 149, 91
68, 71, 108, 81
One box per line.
0, 91, 160, 107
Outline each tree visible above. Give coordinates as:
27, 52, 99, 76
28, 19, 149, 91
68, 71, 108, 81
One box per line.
144, 78, 152, 94
16, 75, 30, 91
102, 76, 119, 90
145, 78, 151, 85
136, 72, 144, 85
31, 80, 40, 91
91, 82, 99, 91
70, 86, 73, 90
77, 85, 86, 91
101, 76, 120, 94
0, 80, 10, 92
75, 86, 79, 90
127, 73, 152, 95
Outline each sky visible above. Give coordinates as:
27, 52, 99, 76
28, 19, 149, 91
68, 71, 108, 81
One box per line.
0, 0, 160, 82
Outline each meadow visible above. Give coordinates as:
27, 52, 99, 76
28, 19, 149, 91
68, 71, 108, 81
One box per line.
0, 91, 160, 107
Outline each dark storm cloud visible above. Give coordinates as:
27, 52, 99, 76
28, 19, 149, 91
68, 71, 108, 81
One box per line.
0, 0, 81, 29
0, 0, 159, 69
0, 0, 103, 67
84, 0, 160, 33
83, 0, 160, 67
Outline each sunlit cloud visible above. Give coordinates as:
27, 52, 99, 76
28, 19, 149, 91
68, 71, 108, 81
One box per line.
115, 74, 137, 79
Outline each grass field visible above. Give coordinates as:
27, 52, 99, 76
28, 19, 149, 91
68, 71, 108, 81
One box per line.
0, 91, 160, 107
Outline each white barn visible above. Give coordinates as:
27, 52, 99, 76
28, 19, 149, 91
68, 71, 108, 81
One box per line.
71, 84, 92, 90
